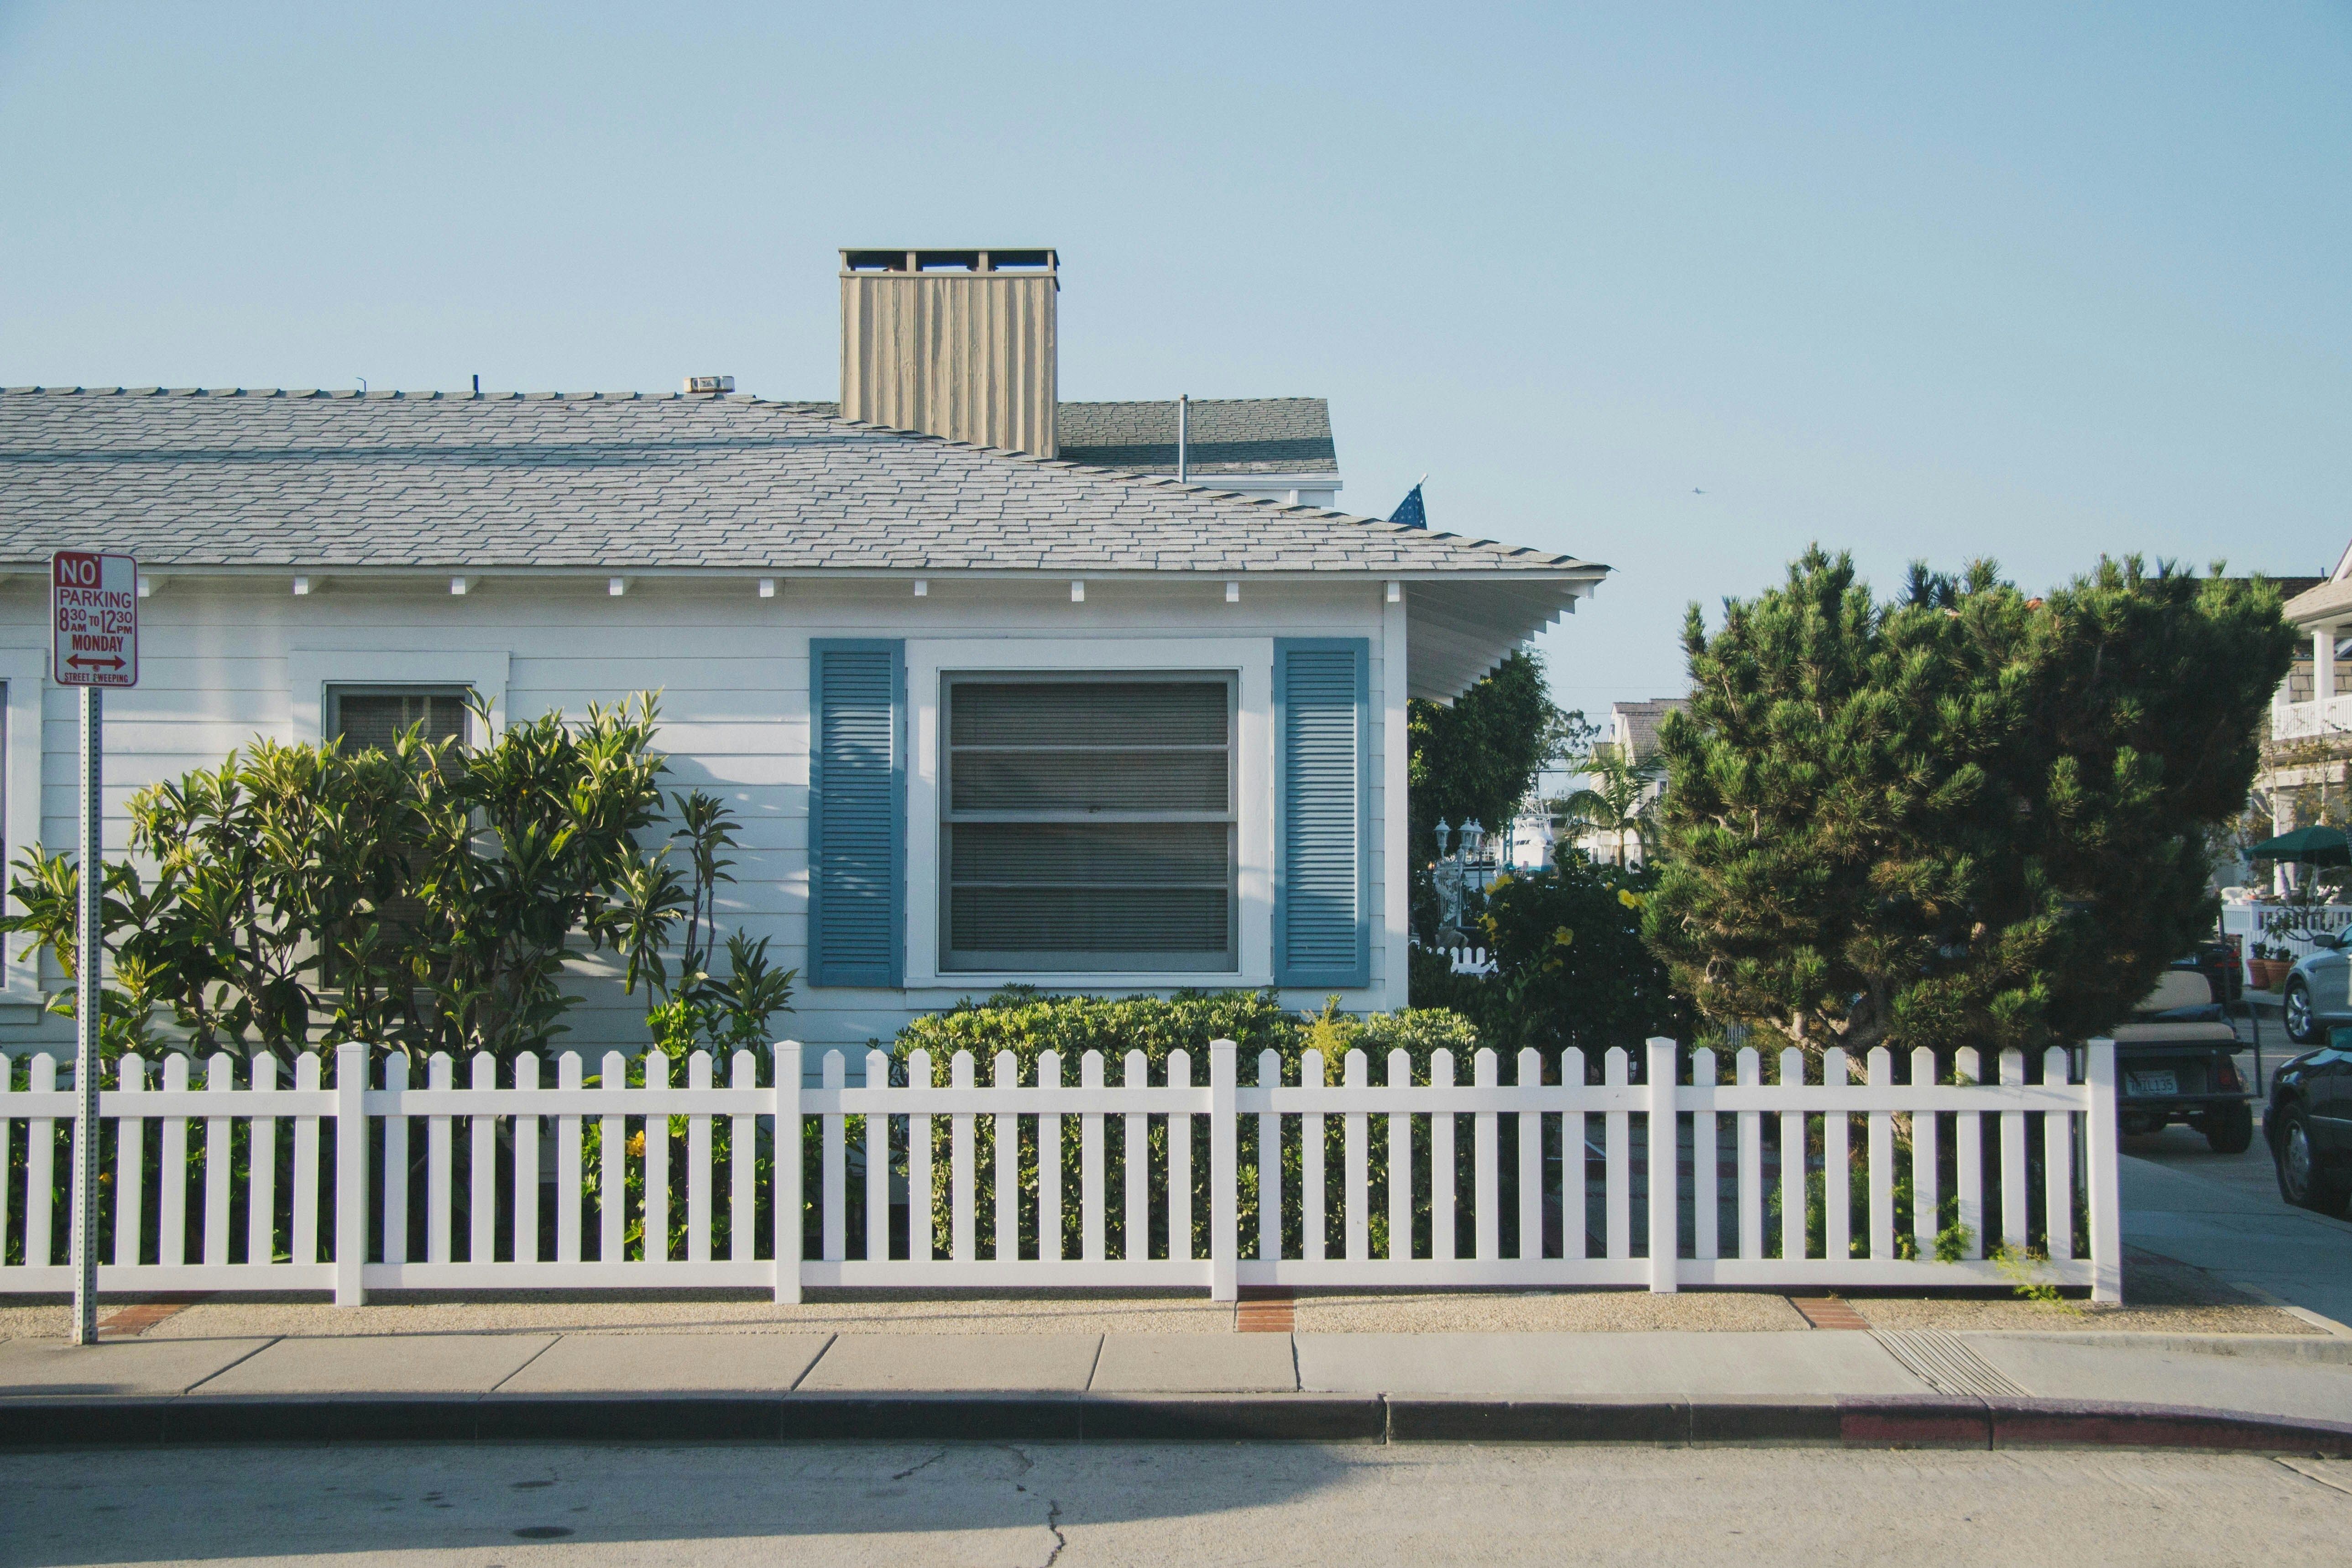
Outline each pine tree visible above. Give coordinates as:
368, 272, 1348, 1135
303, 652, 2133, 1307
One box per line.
1643, 547, 2294, 1057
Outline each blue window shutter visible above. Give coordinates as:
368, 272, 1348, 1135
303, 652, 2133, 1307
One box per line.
810, 639, 905, 988
1275, 638, 1370, 988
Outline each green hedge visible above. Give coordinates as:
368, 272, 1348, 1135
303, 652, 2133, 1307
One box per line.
876, 988, 1488, 1262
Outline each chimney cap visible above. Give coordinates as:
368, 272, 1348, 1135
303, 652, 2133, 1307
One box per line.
684, 375, 734, 395
841, 248, 1056, 275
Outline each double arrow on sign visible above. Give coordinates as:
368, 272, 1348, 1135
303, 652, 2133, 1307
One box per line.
66, 654, 126, 671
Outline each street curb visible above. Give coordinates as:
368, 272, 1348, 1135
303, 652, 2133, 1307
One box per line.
0, 1393, 2342, 1453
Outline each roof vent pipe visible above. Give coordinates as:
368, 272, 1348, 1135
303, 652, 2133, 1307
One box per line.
1177, 394, 1189, 483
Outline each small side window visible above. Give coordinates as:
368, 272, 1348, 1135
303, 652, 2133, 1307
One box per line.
327, 686, 470, 751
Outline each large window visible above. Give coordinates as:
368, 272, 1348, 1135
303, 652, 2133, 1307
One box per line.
941, 674, 1236, 972
327, 686, 470, 750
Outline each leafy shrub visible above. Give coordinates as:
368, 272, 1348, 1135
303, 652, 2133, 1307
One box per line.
1412, 852, 1691, 1059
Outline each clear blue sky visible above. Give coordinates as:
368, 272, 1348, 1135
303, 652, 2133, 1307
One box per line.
4, 2, 2345, 714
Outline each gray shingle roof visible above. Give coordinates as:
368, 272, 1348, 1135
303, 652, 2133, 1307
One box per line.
1056, 398, 1336, 476
767, 398, 1336, 478
0, 387, 1584, 580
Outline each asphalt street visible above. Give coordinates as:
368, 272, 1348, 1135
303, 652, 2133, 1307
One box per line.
6, 1439, 2348, 1567
2121, 1106, 2352, 1324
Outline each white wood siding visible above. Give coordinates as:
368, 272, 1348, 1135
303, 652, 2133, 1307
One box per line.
0, 576, 1402, 1056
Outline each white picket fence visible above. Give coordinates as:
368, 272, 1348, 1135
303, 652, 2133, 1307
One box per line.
0, 1038, 2122, 1302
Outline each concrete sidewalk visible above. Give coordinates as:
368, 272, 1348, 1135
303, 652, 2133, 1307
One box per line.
3, 1323, 2348, 1452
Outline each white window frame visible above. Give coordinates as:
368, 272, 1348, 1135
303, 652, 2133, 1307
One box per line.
288, 649, 510, 747
0, 646, 44, 1017
904, 637, 1274, 990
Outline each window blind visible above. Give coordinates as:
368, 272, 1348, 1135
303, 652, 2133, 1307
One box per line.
329, 688, 469, 751
943, 676, 1235, 972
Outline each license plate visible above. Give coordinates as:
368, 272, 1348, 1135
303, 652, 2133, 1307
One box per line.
2127, 1071, 2178, 1098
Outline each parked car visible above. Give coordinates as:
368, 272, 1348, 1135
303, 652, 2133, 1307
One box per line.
2282, 929, 2352, 1045
2265, 1029, 2352, 1215
2114, 962, 2254, 1152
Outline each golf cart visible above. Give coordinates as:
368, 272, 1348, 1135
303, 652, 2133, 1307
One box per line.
2113, 961, 2255, 1152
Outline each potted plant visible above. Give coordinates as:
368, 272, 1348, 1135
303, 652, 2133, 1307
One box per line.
2249, 940, 2294, 991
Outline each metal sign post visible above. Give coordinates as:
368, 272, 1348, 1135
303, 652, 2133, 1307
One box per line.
52, 550, 137, 1347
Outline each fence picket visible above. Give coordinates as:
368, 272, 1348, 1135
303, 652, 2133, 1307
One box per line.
1777, 1048, 1805, 1263
1168, 1049, 1192, 1264
951, 1051, 975, 1264
1038, 1050, 1063, 1263
1344, 1049, 1369, 1263
1736, 1047, 1760, 1261
1256, 1049, 1282, 1262
247, 1055, 277, 1269
822, 1051, 847, 1264
1431, 1047, 1457, 1262
291, 1053, 322, 1265
1078, 1051, 1101, 1263
1123, 1050, 1147, 1261
1692, 1048, 1718, 1263
382, 1054, 408, 1265
115, 1056, 145, 1267
687, 1051, 712, 1265
1561, 1048, 1585, 1263
204, 1053, 234, 1267
1386, 1048, 1411, 1262
556, 1052, 583, 1265
1823, 1047, 1850, 1265
757, 1050, 783, 1265
1955, 1047, 1984, 1260
26, 1055, 55, 1269
1474, 1049, 1500, 1262
643, 1051, 670, 1265
1867, 1047, 1894, 1261
1517, 1048, 1542, 1262
1999, 1049, 2028, 1253
471, 1053, 498, 1265
600, 1051, 626, 1264
158, 1053, 189, 1268
1302, 1049, 1326, 1264
1605, 1047, 1630, 1260
995, 1050, 1019, 1261
1911, 1046, 1939, 1260
2044, 1045, 2075, 1260
426, 1053, 453, 1264
909, 1050, 936, 1265
514, 1055, 541, 1264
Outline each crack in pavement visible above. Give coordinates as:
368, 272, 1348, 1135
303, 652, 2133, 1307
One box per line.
890, 1448, 948, 1482
1039, 1498, 1066, 1568
2274, 1457, 2352, 1498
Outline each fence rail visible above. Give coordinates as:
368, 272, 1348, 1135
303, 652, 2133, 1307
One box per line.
0, 1038, 2122, 1302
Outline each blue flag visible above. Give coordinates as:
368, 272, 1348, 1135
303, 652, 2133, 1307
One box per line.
1390, 482, 1427, 529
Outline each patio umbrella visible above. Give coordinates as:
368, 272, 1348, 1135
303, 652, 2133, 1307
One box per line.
2248, 824, 2352, 865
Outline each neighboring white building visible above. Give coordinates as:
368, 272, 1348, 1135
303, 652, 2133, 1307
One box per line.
0, 248, 1607, 1055
1557, 697, 1685, 867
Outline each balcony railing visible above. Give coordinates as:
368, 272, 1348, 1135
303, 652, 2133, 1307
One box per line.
2272, 693, 2352, 742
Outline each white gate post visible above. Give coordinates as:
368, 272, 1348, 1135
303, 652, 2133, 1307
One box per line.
774, 1040, 804, 1304
1646, 1037, 1679, 1293
2083, 1038, 2122, 1304
334, 1041, 370, 1306
1209, 1038, 1237, 1301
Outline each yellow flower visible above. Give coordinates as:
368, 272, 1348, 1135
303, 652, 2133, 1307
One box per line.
626, 1130, 647, 1158
1552, 926, 1575, 949
1617, 888, 1646, 910
1489, 871, 1515, 892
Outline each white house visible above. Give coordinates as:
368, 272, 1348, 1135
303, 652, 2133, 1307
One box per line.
0, 248, 1607, 1056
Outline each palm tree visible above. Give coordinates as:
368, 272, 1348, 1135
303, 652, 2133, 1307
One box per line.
1551, 743, 1663, 866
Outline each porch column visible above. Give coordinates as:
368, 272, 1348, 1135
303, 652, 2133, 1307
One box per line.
2316, 624, 2337, 703
2274, 790, 2298, 897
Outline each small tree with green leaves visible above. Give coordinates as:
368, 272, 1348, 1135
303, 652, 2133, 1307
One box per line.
1553, 742, 1663, 866
1642, 547, 2295, 1059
